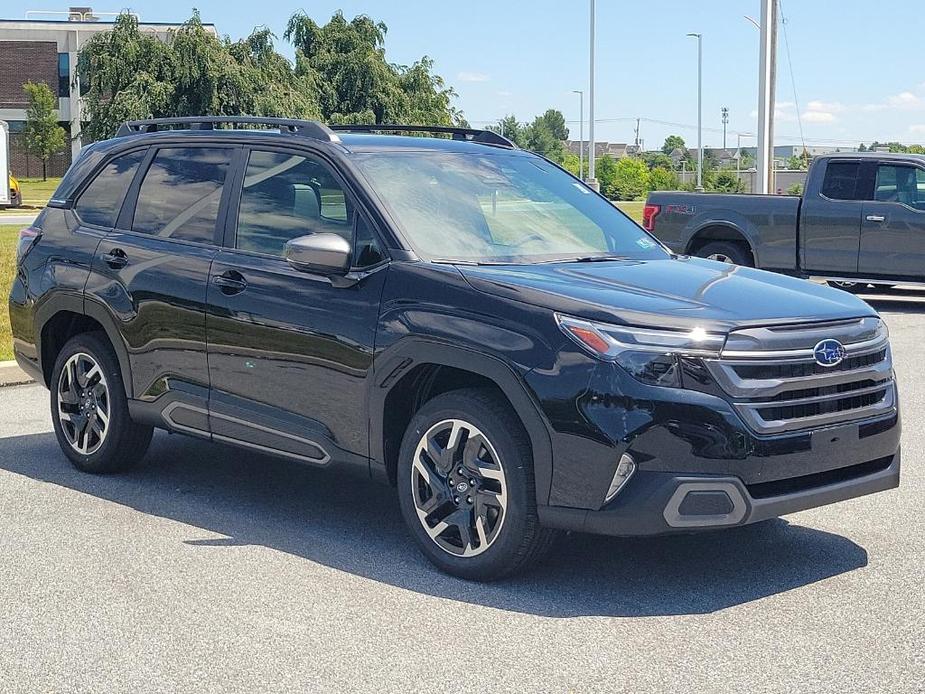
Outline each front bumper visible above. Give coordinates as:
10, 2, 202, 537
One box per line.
539, 450, 900, 536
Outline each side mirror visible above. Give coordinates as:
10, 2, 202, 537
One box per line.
285, 233, 351, 275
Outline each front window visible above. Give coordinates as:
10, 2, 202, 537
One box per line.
875, 165, 925, 210
353, 151, 667, 264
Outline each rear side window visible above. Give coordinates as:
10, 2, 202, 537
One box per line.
820, 162, 861, 200
74, 149, 146, 227
132, 147, 231, 243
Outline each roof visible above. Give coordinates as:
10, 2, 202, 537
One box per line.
0, 19, 215, 28
822, 151, 925, 163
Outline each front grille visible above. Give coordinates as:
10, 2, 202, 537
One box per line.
705, 317, 895, 434
746, 455, 895, 498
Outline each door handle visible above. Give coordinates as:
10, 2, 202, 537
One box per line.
866, 215, 886, 223
213, 270, 248, 295
102, 249, 128, 268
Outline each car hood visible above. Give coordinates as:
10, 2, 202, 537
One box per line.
458, 256, 876, 332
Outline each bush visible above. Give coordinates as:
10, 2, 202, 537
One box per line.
786, 182, 804, 196
610, 157, 650, 200
649, 167, 679, 191
709, 170, 745, 193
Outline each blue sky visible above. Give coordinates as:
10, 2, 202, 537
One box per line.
53, 1, 925, 148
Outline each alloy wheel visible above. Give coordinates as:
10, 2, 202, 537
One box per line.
411, 419, 508, 557
57, 352, 110, 455
707, 252, 734, 263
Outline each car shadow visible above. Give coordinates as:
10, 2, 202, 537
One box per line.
0, 431, 869, 618
860, 287, 925, 314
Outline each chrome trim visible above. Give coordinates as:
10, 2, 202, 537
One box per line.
812, 276, 925, 288
161, 401, 331, 465
720, 334, 889, 360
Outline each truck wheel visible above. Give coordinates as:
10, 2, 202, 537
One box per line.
696, 241, 753, 267
396, 388, 558, 581
50, 332, 153, 474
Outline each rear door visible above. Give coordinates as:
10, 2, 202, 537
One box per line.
858, 162, 925, 279
799, 159, 865, 273
205, 146, 388, 468
86, 144, 236, 421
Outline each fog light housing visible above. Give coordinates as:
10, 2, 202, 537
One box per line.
604, 453, 636, 503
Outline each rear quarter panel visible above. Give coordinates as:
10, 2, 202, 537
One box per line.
647, 191, 801, 272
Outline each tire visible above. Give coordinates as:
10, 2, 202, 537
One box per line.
827, 280, 869, 294
50, 332, 153, 474
396, 388, 558, 581
696, 240, 753, 267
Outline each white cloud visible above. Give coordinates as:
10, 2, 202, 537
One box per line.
910, 124, 925, 134
803, 110, 836, 123
806, 100, 845, 114
457, 71, 490, 83
864, 88, 925, 112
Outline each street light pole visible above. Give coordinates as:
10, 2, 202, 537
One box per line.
573, 90, 584, 179
687, 32, 703, 192
721, 106, 729, 149
587, 0, 598, 190
756, 0, 777, 194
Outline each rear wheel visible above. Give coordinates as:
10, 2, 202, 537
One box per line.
397, 388, 557, 580
50, 332, 153, 473
696, 240, 753, 267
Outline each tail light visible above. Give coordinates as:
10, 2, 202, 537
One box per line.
16, 226, 41, 264
642, 204, 660, 232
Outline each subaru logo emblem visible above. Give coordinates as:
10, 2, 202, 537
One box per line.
456, 482, 469, 493
813, 339, 846, 367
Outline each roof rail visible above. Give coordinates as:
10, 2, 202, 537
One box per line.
115, 116, 341, 143
328, 124, 516, 149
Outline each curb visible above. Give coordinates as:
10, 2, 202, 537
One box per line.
0, 360, 34, 387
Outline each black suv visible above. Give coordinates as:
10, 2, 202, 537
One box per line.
9, 117, 901, 580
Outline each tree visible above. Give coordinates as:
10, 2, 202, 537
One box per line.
560, 151, 581, 177
610, 157, 650, 200
662, 135, 686, 155
595, 154, 620, 198
22, 81, 67, 181
710, 170, 745, 193
523, 109, 569, 162
786, 152, 810, 170
284, 10, 460, 125
649, 167, 680, 191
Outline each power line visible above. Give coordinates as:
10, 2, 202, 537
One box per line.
778, 0, 807, 155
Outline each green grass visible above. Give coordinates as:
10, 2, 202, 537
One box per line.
1, 225, 19, 361
614, 200, 645, 223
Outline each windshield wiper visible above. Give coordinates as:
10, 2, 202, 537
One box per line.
430, 258, 512, 266
533, 254, 630, 264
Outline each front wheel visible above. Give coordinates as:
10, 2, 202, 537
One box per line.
827, 280, 869, 294
50, 332, 153, 473
397, 389, 557, 580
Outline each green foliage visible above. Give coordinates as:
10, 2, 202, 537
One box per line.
22, 81, 67, 180
662, 135, 685, 155
642, 152, 674, 170
560, 151, 581, 177
595, 154, 620, 198
786, 182, 804, 196
708, 170, 745, 193
493, 109, 569, 162
649, 167, 680, 191
285, 10, 460, 125
786, 153, 810, 170
609, 157, 650, 200
79, 10, 463, 141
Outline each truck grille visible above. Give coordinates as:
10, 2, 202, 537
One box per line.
705, 317, 895, 434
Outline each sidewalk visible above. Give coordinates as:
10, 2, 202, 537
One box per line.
0, 360, 34, 387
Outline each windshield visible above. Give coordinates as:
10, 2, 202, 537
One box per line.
352, 151, 669, 264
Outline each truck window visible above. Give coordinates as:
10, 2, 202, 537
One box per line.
875, 165, 925, 210
820, 162, 861, 200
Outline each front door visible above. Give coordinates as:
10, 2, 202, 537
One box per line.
800, 159, 864, 274
205, 147, 388, 468
858, 162, 925, 279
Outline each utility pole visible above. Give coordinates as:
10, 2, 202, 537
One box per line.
687, 32, 703, 192
721, 107, 729, 150
573, 90, 584, 179
587, 0, 598, 190
756, 0, 777, 194
634, 117, 640, 149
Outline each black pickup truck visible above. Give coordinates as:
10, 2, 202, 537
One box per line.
644, 152, 925, 291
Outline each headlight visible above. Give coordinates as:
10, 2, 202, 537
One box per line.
556, 313, 725, 387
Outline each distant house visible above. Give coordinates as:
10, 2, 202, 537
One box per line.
565, 140, 630, 159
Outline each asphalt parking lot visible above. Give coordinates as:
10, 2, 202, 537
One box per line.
0, 290, 922, 693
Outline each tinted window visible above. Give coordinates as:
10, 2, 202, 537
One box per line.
132, 147, 231, 243
236, 150, 352, 256
875, 165, 925, 209
74, 149, 146, 228
354, 214, 385, 268
821, 162, 861, 200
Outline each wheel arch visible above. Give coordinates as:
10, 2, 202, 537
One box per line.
685, 223, 756, 263
371, 339, 553, 505
35, 296, 132, 395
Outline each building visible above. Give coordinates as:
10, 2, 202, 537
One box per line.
565, 140, 631, 159
0, 7, 215, 177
